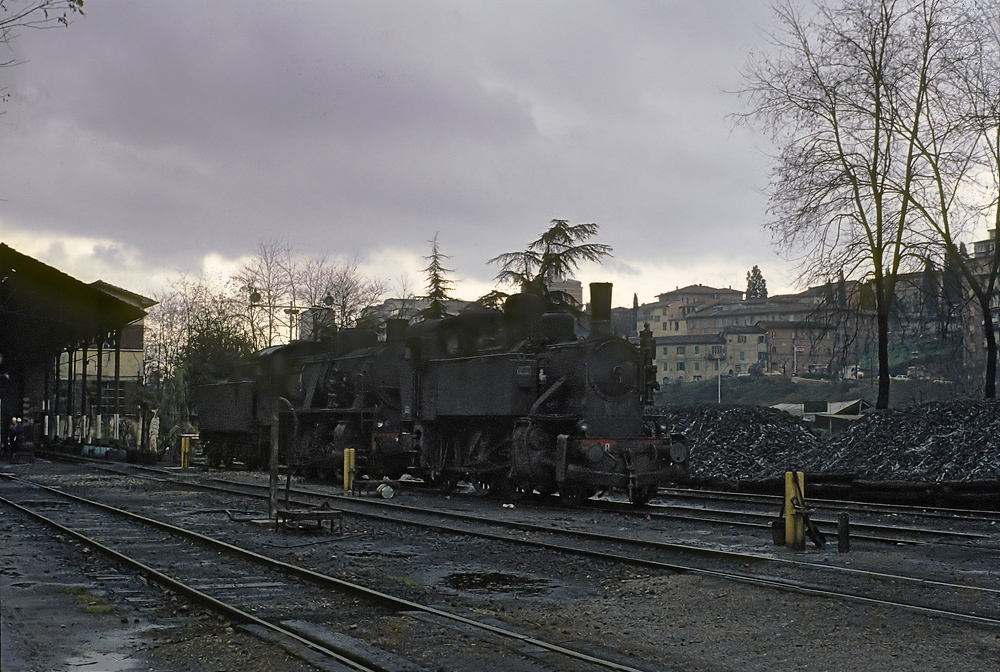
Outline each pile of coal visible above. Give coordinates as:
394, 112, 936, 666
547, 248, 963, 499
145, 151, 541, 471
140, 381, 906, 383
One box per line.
816, 400, 1000, 483
647, 404, 822, 482
650, 400, 1000, 485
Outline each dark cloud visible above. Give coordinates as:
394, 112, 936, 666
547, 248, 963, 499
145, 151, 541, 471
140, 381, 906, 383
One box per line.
0, 0, 787, 302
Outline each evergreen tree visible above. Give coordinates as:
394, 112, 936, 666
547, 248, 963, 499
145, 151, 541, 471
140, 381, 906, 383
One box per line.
487, 219, 612, 309
745, 265, 768, 299
418, 233, 456, 320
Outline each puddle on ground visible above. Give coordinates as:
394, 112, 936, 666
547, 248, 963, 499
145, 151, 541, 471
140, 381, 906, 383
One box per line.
346, 550, 416, 559
443, 571, 553, 596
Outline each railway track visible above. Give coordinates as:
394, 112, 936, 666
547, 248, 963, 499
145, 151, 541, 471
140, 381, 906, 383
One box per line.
650, 485, 1000, 545
17, 458, 1000, 631
0, 472, 660, 672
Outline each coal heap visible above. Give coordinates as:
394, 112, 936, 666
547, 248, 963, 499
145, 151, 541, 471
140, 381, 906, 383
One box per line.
648, 405, 822, 482
817, 400, 1000, 483
650, 400, 1000, 484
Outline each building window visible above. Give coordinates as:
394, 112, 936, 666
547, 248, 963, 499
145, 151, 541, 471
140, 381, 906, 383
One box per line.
758, 335, 765, 344
711, 345, 723, 355
740, 351, 745, 361
772, 346, 777, 354
693, 376, 702, 381
677, 362, 685, 371
694, 345, 700, 354
663, 363, 669, 371
737, 335, 747, 344
677, 346, 685, 355
694, 362, 700, 371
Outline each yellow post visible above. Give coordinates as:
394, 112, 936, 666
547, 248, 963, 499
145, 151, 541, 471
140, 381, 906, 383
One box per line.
180, 436, 190, 469
784, 471, 805, 550
344, 448, 356, 492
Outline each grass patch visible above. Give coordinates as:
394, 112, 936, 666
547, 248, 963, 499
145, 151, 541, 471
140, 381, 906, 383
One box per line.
57, 586, 115, 615
57, 585, 90, 596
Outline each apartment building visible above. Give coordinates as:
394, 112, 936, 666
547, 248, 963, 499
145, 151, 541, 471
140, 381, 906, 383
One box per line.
636, 285, 742, 338
724, 325, 769, 375
655, 333, 726, 383
647, 288, 851, 384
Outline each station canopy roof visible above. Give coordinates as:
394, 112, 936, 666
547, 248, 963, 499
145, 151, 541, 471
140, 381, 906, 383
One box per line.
0, 243, 150, 368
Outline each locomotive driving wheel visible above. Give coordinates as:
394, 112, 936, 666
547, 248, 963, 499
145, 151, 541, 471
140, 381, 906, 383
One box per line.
557, 484, 593, 507
497, 477, 527, 501
436, 473, 460, 495
629, 484, 658, 506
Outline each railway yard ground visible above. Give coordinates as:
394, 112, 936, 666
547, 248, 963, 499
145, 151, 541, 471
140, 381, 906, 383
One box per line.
3, 451, 1000, 672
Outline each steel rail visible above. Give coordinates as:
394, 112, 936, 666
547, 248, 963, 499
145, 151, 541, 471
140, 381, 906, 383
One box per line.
189, 473, 1000, 601
0, 474, 654, 672
47, 460, 1000, 605
41, 452, 996, 543
58, 464, 1000, 628
28, 459, 1000, 625
0, 491, 379, 672
527, 496, 989, 546
658, 485, 1000, 524
196, 477, 1000, 629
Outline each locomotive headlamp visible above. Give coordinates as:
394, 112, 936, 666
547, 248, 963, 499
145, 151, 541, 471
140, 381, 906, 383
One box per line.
658, 422, 668, 436
377, 420, 384, 428
576, 420, 589, 436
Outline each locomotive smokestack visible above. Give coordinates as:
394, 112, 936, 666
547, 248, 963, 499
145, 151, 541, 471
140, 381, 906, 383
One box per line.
589, 282, 613, 337
386, 318, 409, 344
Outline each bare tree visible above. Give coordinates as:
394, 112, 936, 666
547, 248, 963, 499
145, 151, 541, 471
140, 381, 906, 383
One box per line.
392, 271, 417, 319
937, 0, 1000, 396
737, 0, 951, 408
232, 239, 389, 343
1, 0, 83, 106
860, 0, 1000, 397
144, 273, 252, 446
231, 238, 296, 348
293, 253, 388, 333
323, 256, 387, 330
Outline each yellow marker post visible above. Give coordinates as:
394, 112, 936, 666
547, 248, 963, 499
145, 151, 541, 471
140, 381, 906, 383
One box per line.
784, 471, 805, 550
344, 448, 356, 492
180, 436, 190, 469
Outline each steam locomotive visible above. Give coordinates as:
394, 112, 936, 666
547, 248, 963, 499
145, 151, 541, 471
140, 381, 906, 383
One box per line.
195, 283, 688, 505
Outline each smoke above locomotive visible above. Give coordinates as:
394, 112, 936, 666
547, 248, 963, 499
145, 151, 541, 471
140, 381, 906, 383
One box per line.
195, 283, 688, 505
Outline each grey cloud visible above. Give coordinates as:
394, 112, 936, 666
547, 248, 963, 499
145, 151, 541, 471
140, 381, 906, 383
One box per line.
1, 0, 783, 299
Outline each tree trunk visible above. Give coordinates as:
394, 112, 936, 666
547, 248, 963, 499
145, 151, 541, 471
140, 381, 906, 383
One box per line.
876, 304, 891, 410
980, 295, 997, 399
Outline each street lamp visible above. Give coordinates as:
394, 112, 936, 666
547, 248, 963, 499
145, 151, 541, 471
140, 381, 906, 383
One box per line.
283, 307, 300, 341
245, 286, 302, 344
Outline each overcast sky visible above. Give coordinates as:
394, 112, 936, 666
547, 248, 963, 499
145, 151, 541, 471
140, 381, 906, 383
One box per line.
0, 0, 791, 307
